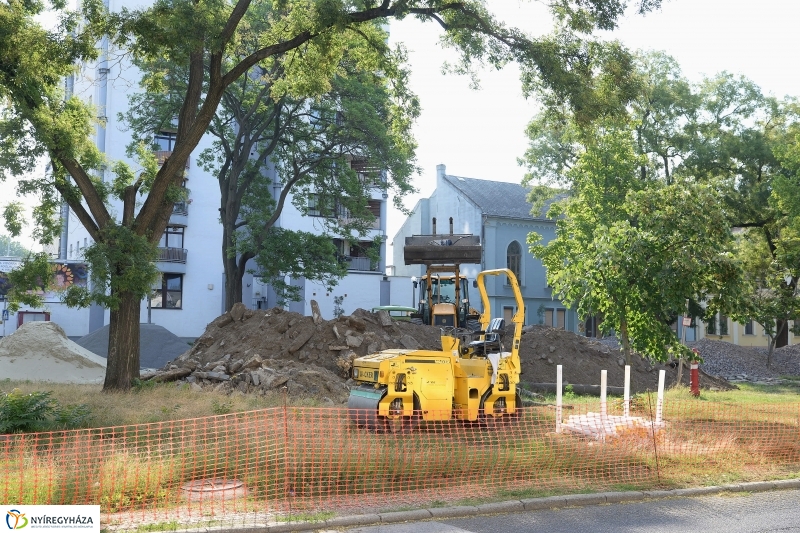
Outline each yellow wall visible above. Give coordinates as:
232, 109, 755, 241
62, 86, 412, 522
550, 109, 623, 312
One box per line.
700, 318, 796, 347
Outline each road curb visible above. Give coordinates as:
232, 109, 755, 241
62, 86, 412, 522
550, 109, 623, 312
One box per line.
247, 480, 800, 532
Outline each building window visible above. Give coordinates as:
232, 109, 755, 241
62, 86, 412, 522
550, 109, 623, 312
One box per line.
150, 273, 182, 309
159, 226, 184, 248
744, 320, 754, 335
308, 194, 333, 217
506, 241, 521, 284
719, 315, 729, 335
154, 131, 177, 151
706, 313, 729, 336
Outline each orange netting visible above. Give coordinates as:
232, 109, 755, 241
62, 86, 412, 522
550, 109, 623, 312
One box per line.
2, 397, 799, 530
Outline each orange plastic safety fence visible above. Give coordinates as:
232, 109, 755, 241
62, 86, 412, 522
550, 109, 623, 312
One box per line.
1, 398, 799, 530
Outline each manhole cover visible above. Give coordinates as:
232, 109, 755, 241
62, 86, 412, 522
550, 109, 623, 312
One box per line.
180, 479, 247, 501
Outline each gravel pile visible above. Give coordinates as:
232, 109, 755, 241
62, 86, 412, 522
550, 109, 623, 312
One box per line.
693, 339, 800, 383
591, 335, 800, 384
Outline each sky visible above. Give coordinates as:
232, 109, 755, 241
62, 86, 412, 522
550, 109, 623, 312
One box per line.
2, 0, 799, 254
384, 0, 800, 244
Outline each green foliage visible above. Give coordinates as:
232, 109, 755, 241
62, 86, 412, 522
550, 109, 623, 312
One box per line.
4, 252, 51, 312
0, 234, 30, 256
62, 224, 160, 310
0, 389, 92, 433
210, 399, 233, 415
528, 102, 741, 363
249, 228, 346, 304
2, 202, 25, 238
523, 51, 800, 364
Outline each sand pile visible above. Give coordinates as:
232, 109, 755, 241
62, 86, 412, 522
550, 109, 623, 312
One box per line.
0, 321, 106, 384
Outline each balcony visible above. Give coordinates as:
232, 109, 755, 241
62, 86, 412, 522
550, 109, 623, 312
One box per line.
342, 255, 379, 272
155, 247, 188, 274
170, 201, 189, 226
154, 150, 190, 169
337, 216, 381, 230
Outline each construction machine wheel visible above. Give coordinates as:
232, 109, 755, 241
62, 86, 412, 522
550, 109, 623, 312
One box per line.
380, 394, 422, 434
348, 385, 386, 431
466, 319, 481, 332
410, 317, 424, 326
478, 390, 522, 429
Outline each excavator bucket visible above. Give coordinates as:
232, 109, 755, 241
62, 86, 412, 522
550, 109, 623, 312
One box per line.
404, 234, 482, 265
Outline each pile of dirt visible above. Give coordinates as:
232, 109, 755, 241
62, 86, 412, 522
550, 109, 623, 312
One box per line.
153, 303, 733, 403
0, 321, 106, 384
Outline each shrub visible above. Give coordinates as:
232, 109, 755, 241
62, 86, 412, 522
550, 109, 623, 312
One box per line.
0, 389, 92, 433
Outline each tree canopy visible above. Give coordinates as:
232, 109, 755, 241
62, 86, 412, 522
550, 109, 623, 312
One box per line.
123, 24, 419, 310
525, 51, 800, 364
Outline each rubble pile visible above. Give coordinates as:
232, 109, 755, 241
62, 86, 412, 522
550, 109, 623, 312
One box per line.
152, 304, 444, 404
152, 303, 741, 402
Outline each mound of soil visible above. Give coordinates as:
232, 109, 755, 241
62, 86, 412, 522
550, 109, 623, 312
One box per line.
154, 303, 732, 402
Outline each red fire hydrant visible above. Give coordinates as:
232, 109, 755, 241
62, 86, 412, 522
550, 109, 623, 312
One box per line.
689, 348, 701, 397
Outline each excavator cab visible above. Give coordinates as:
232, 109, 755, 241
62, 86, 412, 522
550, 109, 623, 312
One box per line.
417, 274, 476, 328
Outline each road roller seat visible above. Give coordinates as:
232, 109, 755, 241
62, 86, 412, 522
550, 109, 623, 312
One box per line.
469, 317, 505, 356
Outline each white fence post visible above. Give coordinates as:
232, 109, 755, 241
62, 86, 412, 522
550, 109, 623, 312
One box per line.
624, 365, 631, 418
656, 369, 665, 425
556, 364, 563, 433
600, 369, 607, 417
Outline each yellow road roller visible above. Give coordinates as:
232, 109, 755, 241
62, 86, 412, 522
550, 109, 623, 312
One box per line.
348, 268, 524, 431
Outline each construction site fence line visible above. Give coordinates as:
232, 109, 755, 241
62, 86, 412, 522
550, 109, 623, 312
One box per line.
2, 397, 800, 531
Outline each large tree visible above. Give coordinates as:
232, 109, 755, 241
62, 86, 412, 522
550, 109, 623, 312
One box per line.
124, 28, 418, 310
524, 51, 800, 364
0, 0, 660, 390
528, 114, 738, 364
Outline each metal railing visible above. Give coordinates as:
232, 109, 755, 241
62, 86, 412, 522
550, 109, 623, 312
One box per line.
157, 247, 188, 263
154, 150, 190, 169
342, 256, 378, 272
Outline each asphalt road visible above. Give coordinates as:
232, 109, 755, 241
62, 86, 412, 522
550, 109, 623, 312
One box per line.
331, 488, 800, 533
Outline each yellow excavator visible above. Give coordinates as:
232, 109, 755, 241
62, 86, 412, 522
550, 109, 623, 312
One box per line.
404, 225, 482, 330
348, 268, 524, 431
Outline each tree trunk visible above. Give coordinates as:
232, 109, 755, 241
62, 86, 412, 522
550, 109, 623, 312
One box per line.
776, 319, 789, 348
224, 253, 244, 312
103, 289, 141, 391
767, 339, 775, 369
620, 316, 632, 366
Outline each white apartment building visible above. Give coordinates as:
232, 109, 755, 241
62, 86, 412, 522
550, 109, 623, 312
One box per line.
0, 0, 400, 339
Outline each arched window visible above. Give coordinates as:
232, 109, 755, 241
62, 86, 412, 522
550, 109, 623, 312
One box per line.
506, 241, 522, 283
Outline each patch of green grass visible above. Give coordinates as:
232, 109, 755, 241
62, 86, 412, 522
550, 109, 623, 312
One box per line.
275, 511, 334, 523
130, 520, 182, 532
